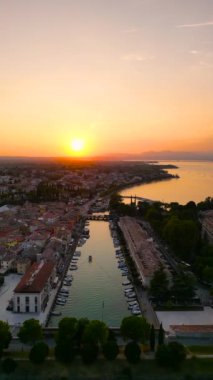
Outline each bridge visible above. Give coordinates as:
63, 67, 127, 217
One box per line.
87, 214, 109, 221
121, 195, 157, 204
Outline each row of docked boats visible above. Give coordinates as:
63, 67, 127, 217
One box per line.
69, 250, 81, 270
123, 281, 141, 316
116, 249, 130, 277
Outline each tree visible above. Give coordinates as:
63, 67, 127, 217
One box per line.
149, 325, 155, 351
55, 317, 78, 363
18, 319, 43, 345
55, 340, 76, 363
103, 340, 119, 361
0, 321, 12, 349
124, 342, 141, 364
158, 323, 165, 346
149, 266, 170, 303
83, 320, 108, 346
2, 358, 17, 374
81, 343, 99, 365
121, 316, 150, 343
155, 342, 186, 369
56, 317, 78, 345
29, 342, 49, 364
171, 273, 195, 304
168, 342, 186, 369
75, 318, 89, 346
163, 217, 199, 260
155, 343, 169, 367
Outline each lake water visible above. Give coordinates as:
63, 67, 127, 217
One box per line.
120, 161, 213, 204
49, 221, 130, 327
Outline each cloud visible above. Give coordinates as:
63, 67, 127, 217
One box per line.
121, 54, 154, 62
199, 60, 213, 68
177, 21, 213, 28
189, 50, 200, 55
123, 27, 143, 34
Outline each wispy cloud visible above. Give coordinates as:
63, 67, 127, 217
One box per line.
121, 53, 154, 62
177, 21, 213, 28
189, 50, 201, 55
199, 60, 213, 68
123, 27, 143, 34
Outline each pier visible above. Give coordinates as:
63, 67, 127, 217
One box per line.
121, 195, 157, 204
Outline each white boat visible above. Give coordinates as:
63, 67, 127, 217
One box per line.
65, 275, 73, 280
51, 311, 62, 316
122, 279, 131, 286
127, 300, 139, 307
56, 301, 65, 306
70, 265, 78, 270
56, 297, 67, 303
60, 288, 69, 294
126, 292, 136, 299
59, 293, 69, 299
124, 288, 134, 293
63, 280, 72, 284
131, 309, 141, 315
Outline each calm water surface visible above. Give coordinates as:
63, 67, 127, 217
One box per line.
49, 221, 130, 327
121, 161, 213, 204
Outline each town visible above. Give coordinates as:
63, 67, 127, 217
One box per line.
0, 159, 212, 379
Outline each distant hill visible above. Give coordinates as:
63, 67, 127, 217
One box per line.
91, 151, 213, 161
0, 151, 212, 163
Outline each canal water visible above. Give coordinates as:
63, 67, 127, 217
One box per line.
48, 221, 130, 327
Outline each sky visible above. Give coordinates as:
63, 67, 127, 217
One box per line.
0, 0, 213, 157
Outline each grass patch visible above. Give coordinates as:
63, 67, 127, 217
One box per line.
155, 305, 203, 311
188, 345, 213, 355
0, 357, 212, 379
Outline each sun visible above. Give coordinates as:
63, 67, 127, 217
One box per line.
71, 138, 85, 153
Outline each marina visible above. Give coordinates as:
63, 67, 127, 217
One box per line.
48, 220, 131, 327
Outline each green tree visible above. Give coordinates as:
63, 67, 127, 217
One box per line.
121, 316, 150, 343
81, 343, 99, 365
29, 342, 49, 364
158, 323, 165, 346
55, 340, 76, 363
156, 342, 186, 369
202, 266, 213, 284
0, 321, 12, 349
103, 340, 119, 361
171, 273, 195, 304
83, 320, 108, 346
55, 317, 78, 363
163, 216, 199, 260
56, 317, 78, 344
76, 318, 89, 346
149, 325, 155, 351
149, 266, 170, 303
18, 319, 43, 345
2, 358, 17, 374
124, 341, 141, 364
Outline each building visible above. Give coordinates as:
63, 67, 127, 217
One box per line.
13, 261, 55, 313
201, 210, 213, 244
16, 258, 31, 275
119, 216, 166, 287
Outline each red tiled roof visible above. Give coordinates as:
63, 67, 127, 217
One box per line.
171, 325, 213, 333
14, 261, 55, 294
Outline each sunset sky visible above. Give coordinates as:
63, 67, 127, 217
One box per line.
0, 0, 213, 157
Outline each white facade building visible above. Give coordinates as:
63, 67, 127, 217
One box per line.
13, 260, 55, 313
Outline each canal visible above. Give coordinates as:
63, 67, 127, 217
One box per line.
48, 220, 130, 327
